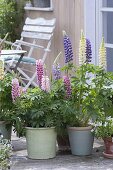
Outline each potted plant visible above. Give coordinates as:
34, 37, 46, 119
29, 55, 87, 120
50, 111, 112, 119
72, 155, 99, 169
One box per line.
13, 64, 57, 159
94, 114, 113, 158
51, 51, 71, 151
0, 72, 14, 140
51, 78, 70, 151
58, 31, 97, 156
14, 87, 57, 159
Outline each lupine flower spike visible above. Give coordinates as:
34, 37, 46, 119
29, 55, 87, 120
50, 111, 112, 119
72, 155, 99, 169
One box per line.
36, 59, 44, 87
63, 31, 73, 63
86, 39, 92, 63
79, 31, 86, 66
0, 60, 4, 80
12, 78, 20, 102
52, 64, 61, 80
99, 37, 107, 70
63, 75, 71, 98
41, 75, 50, 92
52, 52, 62, 80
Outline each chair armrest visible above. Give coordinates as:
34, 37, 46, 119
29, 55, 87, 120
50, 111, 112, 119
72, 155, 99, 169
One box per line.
15, 40, 50, 52
0, 39, 13, 46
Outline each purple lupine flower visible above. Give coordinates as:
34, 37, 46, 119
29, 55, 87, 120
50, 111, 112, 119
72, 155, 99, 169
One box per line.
22, 88, 27, 93
63, 75, 71, 98
63, 31, 73, 63
52, 64, 61, 80
12, 78, 20, 102
86, 39, 92, 63
36, 59, 44, 87
41, 75, 50, 92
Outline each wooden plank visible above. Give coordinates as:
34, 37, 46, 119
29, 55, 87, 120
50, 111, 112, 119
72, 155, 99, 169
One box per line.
21, 31, 52, 40
25, 17, 56, 26
23, 25, 55, 33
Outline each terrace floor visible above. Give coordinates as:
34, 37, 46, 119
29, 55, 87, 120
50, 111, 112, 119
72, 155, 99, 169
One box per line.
10, 134, 113, 170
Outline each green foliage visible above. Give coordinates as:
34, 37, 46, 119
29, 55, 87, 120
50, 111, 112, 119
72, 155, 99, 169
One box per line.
94, 114, 113, 138
58, 63, 113, 127
92, 68, 113, 117
13, 87, 58, 136
0, 0, 26, 42
0, 138, 12, 170
0, 73, 14, 122
51, 79, 68, 134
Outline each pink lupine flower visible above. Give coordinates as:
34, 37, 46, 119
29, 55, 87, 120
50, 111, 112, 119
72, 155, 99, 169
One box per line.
63, 75, 71, 98
41, 75, 50, 92
22, 88, 27, 93
36, 59, 44, 87
19, 87, 27, 95
12, 78, 20, 102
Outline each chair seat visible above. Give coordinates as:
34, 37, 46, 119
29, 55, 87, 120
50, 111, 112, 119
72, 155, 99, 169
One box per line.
0, 55, 36, 64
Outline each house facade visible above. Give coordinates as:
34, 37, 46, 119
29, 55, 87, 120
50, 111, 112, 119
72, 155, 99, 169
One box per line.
25, 0, 84, 72
24, 0, 113, 72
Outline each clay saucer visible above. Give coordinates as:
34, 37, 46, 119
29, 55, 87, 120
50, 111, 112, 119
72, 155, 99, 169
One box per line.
103, 152, 113, 159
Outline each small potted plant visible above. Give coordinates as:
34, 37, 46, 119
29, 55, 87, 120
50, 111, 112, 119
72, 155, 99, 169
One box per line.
94, 114, 113, 158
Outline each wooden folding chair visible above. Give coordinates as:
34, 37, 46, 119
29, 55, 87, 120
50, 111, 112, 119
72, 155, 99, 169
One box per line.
0, 17, 56, 89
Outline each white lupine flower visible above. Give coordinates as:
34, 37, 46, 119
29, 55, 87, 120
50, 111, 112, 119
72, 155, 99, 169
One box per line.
41, 75, 50, 92
99, 37, 107, 70
79, 31, 86, 66
0, 60, 4, 80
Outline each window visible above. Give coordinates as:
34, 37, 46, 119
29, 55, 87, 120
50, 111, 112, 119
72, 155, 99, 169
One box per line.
85, 0, 113, 71
32, 0, 52, 8
100, 0, 113, 71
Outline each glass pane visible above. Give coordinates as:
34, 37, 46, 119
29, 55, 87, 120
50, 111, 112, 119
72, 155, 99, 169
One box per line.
103, 12, 113, 44
103, 0, 113, 7
106, 48, 113, 72
33, 0, 50, 8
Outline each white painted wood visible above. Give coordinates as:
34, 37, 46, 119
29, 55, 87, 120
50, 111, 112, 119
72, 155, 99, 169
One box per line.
25, 17, 56, 26
84, 0, 97, 65
100, 7, 113, 12
24, 7, 54, 11
105, 43, 113, 48
2, 17, 56, 89
1, 50, 26, 55
15, 40, 44, 49
95, 0, 103, 65
21, 31, 52, 40
23, 25, 54, 33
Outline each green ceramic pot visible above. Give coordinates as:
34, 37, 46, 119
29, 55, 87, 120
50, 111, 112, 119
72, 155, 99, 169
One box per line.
26, 127, 57, 159
0, 121, 12, 140
68, 126, 94, 156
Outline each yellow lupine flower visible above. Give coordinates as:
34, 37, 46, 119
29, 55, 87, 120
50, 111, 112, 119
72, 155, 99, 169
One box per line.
79, 31, 86, 66
0, 60, 4, 80
99, 37, 107, 70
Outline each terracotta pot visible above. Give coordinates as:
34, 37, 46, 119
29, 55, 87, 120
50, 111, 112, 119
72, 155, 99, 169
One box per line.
103, 137, 113, 154
57, 135, 70, 151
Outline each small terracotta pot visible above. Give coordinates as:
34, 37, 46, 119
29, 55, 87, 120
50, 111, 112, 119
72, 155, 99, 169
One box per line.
103, 137, 113, 154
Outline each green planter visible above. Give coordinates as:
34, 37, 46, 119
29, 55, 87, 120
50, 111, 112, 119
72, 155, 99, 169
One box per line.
68, 126, 94, 156
0, 121, 12, 140
26, 127, 57, 159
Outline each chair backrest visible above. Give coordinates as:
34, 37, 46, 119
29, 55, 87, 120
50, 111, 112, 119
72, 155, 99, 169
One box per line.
14, 17, 56, 62
22, 17, 56, 40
